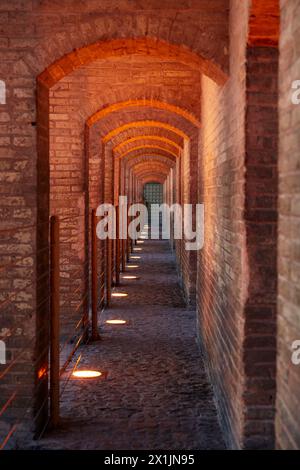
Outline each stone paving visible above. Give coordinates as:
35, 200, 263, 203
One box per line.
33, 238, 225, 450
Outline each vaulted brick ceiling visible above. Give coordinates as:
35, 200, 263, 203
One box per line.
41, 5, 228, 198
49, 51, 202, 188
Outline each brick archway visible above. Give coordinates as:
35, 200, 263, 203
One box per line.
114, 135, 183, 154
4, 0, 300, 452
33, 35, 223, 436
38, 38, 227, 90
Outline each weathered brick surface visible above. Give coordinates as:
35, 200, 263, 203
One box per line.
197, 0, 280, 450
244, 45, 278, 450
197, 0, 249, 449
1, 0, 299, 452
276, 0, 300, 450
0, 7, 225, 378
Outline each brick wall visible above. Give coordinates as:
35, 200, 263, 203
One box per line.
177, 139, 198, 304
197, 0, 249, 449
244, 45, 278, 450
5, 0, 292, 449
276, 0, 300, 450
197, 0, 280, 449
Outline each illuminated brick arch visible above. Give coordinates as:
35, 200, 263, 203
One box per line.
38, 38, 227, 90
102, 120, 189, 143
125, 155, 176, 168
114, 135, 182, 154
140, 175, 166, 185
117, 145, 179, 160
87, 99, 200, 129
132, 161, 172, 174
134, 174, 169, 186
135, 171, 170, 181
108, 126, 184, 149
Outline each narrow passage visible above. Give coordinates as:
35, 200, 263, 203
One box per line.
34, 239, 225, 450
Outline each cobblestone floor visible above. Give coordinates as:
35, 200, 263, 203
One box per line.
33, 239, 225, 450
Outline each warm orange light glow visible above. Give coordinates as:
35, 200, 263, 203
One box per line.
103, 120, 188, 143
72, 370, 102, 379
38, 366, 47, 379
130, 256, 141, 259
88, 100, 200, 130
112, 292, 128, 298
137, 240, 144, 244
122, 275, 138, 280
118, 144, 178, 160
106, 319, 127, 325
133, 248, 142, 251
127, 265, 139, 269
113, 135, 182, 153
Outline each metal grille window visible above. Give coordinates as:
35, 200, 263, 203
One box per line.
143, 183, 163, 206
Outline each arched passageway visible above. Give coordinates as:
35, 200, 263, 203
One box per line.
0, 0, 300, 453
31, 236, 226, 450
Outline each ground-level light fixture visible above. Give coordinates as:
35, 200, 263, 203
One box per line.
105, 319, 127, 325
72, 370, 102, 379
122, 275, 139, 280
131, 256, 141, 259
112, 292, 128, 298
126, 265, 139, 268
133, 248, 142, 251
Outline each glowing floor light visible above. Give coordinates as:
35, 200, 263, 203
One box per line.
126, 265, 139, 268
72, 370, 102, 379
112, 292, 128, 298
133, 248, 142, 251
137, 240, 144, 244
131, 256, 141, 260
106, 319, 127, 325
122, 275, 138, 280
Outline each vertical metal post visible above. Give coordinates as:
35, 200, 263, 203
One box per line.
106, 238, 112, 307
91, 209, 100, 340
121, 203, 126, 272
126, 204, 130, 262
100, 239, 105, 309
50, 215, 60, 428
115, 205, 120, 286
122, 239, 126, 272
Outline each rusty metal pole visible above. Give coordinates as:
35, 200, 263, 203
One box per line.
115, 205, 120, 286
50, 215, 60, 428
83, 210, 89, 343
91, 209, 100, 340
106, 238, 112, 307
100, 238, 105, 309
121, 203, 126, 272
126, 204, 130, 262
126, 222, 130, 261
